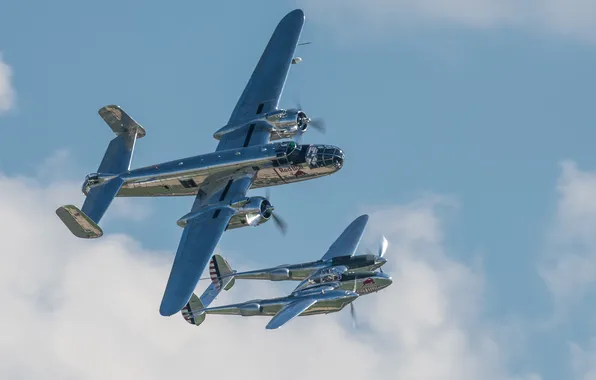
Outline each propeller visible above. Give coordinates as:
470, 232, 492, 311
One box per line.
365, 235, 389, 273
350, 303, 357, 329
350, 276, 358, 328
378, 235, 388, 258
265, 189, 288, 235
295, 101, 327, 137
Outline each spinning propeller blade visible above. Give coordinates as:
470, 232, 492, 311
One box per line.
366, 236, 389, 273
293, 100, 326, 138
265, 189, 288, 235
350, 303, 357, 329
378, 235, 388, 258
350, 277, 358, 328
308, 117, 326, 133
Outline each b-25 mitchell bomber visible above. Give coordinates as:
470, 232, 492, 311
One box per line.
55, 9, 345, 317
183, 264, 392, 330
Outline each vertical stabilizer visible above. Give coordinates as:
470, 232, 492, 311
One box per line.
181, 293, 206, 326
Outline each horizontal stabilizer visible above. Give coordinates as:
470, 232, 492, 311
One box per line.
98, 105, 146, 139
181, 293, 206, 326
55, 205, 103, 239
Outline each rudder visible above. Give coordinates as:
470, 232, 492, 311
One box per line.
209, 254, 237, 291
181, 293, 206, 326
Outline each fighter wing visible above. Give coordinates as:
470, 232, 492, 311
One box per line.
159, 173, 255, 316
215, 9, 305, 151
320, 214, 369, 260
265, 298, 318, 330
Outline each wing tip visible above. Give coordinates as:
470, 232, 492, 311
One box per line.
356, 214, 369, 222
287, 8, 305, 19
159, 303, 179, 317
280, 9, 305, 27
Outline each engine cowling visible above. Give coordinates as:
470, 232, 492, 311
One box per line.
226, 196, 274, 230
265, 109, 309, 141
213, 108, 310, 141
175, 196, 275, 229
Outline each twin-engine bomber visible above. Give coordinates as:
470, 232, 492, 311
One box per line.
55, 9, 345, 317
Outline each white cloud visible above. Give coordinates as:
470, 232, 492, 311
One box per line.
541, 161, 596, 308
0, 169, 539, 379
299, 0, 596, 43
570, 339, 596, 380
0, 53, 15, 113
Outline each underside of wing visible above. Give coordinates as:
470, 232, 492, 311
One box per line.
265, 298, 318, 330
160, 169, 256, 316
216, 9, 305, 151
321, 214, 369, 261
159, 208, 236, 316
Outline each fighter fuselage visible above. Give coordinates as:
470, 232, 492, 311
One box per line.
230, 254, 388, 282
198, 272, 392, 318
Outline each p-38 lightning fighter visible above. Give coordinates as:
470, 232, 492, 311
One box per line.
55, 9, 344, 316
201, 215, 388, 293
182, 264, 392, 330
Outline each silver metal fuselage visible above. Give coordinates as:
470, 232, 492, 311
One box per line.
84, 142, 344, 198
201, 272, 392, 318
231, 254, 387, 282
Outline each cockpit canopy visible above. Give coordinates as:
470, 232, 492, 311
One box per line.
294, 266, 348, 292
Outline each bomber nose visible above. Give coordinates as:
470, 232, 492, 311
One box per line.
332, 148, 344, 169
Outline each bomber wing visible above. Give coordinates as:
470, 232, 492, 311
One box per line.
320, 214, 369, 260
159, 172, 255, 316
215, 9, 305, 151
265, 298, 318, 330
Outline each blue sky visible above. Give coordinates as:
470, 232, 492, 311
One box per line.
2, 1, 596, 379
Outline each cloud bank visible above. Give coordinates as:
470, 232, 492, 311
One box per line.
0, 168, 539, 380
300, 0, 596, 43
541, 161, 596, 308
0, 53, 15, 113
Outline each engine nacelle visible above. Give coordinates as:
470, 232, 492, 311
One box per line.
213, 108, 310, 141
226, 196, 274, 230
268, 268, 291, 281
239, 303, 262, 316
175, 196, 275, 229
265, 109, 309, 141
81, 172, 117, 195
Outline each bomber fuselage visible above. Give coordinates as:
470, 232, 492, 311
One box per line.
83, 141, 344, 198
